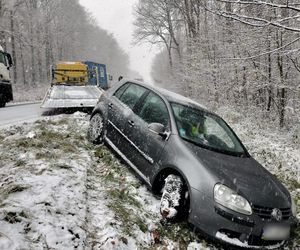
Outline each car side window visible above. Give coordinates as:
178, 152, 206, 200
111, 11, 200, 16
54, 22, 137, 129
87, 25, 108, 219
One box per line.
114, 83, 129, 99
137, 92, 169, 127
117, 83, 147, 110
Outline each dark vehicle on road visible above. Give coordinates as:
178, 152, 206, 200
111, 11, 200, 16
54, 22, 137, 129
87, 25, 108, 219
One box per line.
0, 45, 13, 107
87, 79, 298, 249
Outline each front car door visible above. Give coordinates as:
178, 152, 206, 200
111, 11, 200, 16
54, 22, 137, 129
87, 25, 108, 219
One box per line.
123, 91, 170, 179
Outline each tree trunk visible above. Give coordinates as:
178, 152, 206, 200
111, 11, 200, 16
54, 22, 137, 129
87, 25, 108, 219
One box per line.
277, 36, 285, 127
242, 66, 248, 103
267, 48, 272, 111
10, 10, 17, 84
19, 41, 27, 86
36, 25, 43, 83
279, 87, 286, 128
30, 23, 36, 86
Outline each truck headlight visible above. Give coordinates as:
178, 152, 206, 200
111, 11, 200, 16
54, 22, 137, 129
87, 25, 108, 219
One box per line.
291, 198, 297, 217
214, 183, 252, 215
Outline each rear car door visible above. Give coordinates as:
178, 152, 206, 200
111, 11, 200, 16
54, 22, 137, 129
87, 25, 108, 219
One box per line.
106, 82, 148, 156
123, 91, 170, 178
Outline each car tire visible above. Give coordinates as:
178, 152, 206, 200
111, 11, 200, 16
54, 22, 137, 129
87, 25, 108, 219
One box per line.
87, 113, 104, 144
160, 174, 188, 221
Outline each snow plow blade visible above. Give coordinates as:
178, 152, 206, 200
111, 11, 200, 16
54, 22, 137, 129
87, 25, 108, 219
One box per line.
41, 85, 103, 108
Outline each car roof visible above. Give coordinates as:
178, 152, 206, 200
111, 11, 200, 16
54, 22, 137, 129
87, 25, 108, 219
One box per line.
122, 79, 215, 115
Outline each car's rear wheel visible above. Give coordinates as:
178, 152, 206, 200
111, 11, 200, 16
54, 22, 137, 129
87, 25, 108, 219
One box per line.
160, 174, 189, 221
87, 113, 104, 144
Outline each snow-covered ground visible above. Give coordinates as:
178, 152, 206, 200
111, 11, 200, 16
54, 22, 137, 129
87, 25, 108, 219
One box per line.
0, 110, 298, 249
0, 112, 210, 250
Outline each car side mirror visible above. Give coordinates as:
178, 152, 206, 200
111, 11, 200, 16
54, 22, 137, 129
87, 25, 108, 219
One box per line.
148, 123, 169, 140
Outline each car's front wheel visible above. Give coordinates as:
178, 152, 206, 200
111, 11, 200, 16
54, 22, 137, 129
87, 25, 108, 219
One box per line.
87, 113, 104, 144
160, 174, 188, 221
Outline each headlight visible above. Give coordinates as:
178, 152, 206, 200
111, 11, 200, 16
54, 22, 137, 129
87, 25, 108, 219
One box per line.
214, 183, 252, 215
291, 198, 297, 216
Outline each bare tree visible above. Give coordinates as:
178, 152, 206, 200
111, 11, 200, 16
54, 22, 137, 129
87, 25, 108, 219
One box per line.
140, 0, 300, 127
134, 0, 182, 69
0, 0, 130, 88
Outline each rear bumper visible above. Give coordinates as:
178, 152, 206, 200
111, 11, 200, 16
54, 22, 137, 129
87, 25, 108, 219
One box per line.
0, 82, 13, 102
188, 187, 298, 248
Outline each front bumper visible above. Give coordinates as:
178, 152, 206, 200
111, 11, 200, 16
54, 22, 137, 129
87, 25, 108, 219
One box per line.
188, 188, 298, 248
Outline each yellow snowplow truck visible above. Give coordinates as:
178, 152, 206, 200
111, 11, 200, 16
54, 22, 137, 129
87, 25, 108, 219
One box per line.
52, 62, 88, 85
41, 61, 104, 108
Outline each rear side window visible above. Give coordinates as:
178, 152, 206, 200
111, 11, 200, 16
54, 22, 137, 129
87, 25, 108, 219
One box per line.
117, 83, 147, 110
114, 83, 129, 99
137, 92, 169, 127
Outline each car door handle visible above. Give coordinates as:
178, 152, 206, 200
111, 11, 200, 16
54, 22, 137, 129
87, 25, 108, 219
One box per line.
128, 120, 135, 127
108, 103, 113, 109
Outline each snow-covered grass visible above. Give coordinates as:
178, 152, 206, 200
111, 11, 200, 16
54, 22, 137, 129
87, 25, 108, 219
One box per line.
0, 112, 210, 250
0, 109, 298, 249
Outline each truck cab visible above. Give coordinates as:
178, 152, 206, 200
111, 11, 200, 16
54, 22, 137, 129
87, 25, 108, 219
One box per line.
0, 45, 13, 107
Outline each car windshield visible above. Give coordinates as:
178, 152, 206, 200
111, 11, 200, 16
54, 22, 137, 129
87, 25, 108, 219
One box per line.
0, 51, 6, 65
171, 103, 247, 157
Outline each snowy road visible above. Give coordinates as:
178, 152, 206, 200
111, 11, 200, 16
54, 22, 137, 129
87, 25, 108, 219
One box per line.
0, 103, 44, 128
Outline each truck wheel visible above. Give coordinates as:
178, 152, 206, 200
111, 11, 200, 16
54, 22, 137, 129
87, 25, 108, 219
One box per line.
0, 95, 6, 108
87, 113, 104, 144
160, 174, 188, 221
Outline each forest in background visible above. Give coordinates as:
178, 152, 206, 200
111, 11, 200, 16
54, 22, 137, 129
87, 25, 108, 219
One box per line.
0, 0, 129, 92
134, 0, 300, 128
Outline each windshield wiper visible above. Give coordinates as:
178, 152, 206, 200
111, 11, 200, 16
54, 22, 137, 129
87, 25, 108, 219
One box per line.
181, 136, 248, 157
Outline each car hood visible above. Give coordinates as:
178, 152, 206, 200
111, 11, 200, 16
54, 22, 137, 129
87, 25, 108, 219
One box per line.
185, 142, 291, 208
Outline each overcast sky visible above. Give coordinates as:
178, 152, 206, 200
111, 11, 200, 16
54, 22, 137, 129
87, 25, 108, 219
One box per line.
79, 0, 158, 82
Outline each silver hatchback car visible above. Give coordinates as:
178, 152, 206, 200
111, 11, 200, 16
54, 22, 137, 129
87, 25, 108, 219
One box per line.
88, 79, 298, 249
